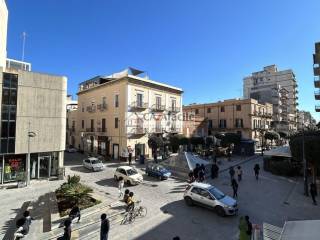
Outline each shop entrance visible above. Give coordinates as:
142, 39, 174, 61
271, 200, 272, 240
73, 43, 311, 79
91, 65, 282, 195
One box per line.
39, 155, 51, 178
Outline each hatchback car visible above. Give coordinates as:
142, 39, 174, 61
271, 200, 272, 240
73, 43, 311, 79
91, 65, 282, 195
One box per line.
83, 157, 105, 171
114, 166, 143, 185
66, 147, 77, 153
183, 182, 238, 216
145, 164, 171, 180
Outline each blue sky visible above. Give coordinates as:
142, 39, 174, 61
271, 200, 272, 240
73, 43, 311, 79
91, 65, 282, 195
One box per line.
5, 0, 320, 121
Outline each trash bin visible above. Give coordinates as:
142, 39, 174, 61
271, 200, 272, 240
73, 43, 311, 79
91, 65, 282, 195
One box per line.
139, 155, 145, 164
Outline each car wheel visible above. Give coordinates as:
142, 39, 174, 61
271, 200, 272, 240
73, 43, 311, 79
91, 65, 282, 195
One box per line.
158, 175, 162, 181
127, 180, 131, 186
114, 175, 118, 181
215, 206, 226, 217
184, 197, 194, 206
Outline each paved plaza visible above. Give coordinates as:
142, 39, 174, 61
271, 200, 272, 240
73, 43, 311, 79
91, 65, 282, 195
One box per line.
0, 152, 320, 239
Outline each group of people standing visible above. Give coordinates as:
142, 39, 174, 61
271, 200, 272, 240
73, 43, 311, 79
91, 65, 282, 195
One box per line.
188, 164, 206, 183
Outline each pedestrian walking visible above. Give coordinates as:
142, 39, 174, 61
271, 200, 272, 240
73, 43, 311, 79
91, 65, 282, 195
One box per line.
199, 168, 205, 182
154, 151, 158, 163
231, 178, 238, 198
236, 166, 243, 182
229, 166, 235, 181
227, 147, 232, 161
118, 177, 124, 198
128, 146, 133, 166
254, 164, 260, 180
241, 147, 245, 159
123, 189, 130, 203
57, 218, 71, 240
193, 164, 200, 181
245, 216, 252, 238
310, 183, 317, 205
188, 171, 195, 183
69, 205, 81, 223
100, 213, 110, 240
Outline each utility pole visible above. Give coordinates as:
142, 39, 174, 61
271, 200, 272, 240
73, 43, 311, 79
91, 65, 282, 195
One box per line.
26, 122, 36, 186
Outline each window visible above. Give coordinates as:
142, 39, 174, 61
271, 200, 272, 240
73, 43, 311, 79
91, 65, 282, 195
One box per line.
102, 97, 107, 106
235, 118, 243, 128
102, 118, 106, 132
81, 120, 84, 129
137, 93, 143, 107
115, 94, 119, 108
156, 96, 161, 108
221, 106, 225, 112
219, 119, 227, 128
195, 109, 199, 114
115, 117, 119, 128
236, 105, 241, 111
90, 119, 94, 131
208, 120, 213, 129
207, 108, 211, 113
82, 103, 84, 112
171, 99, 176, 110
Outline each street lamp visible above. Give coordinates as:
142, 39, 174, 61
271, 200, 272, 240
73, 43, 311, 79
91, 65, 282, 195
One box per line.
26, 126, 36, 186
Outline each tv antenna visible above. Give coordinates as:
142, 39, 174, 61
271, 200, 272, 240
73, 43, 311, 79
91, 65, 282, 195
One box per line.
21, 31, 27, 61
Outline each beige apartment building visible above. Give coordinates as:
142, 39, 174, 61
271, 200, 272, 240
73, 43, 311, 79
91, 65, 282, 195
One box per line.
183, 98, 273, 146
70, 69, 183, 160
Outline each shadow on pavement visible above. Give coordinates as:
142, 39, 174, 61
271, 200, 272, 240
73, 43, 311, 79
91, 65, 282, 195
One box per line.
69, 166, 92, 173
95, 178, 118, 188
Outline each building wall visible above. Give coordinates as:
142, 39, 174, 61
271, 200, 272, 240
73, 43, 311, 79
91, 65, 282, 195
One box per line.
183, 98, 273, 145
12, 70, 67, 157
0, 0, 8, 69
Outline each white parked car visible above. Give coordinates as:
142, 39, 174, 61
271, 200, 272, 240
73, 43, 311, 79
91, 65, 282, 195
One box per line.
183, 182, 238, 217
83, 157, 105, 171
66, 147, 77, 153
114, 166, 143, 185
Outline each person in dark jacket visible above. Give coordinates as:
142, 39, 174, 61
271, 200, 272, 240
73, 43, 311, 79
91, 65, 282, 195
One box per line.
211, 163, 219, 179
193, 164, 200, 181
254, 164, 260, 180
231, 179, 238, 198
123, 189, 130, 204
310, 183, 317, 205
61, 218, 72, 240
229, 167, 235, 181
100, 213, 110, 240
14, 217, 28, 239
245, 215, 252, 237
188, 171, 195, 183
69, 205, 81, 222
199, 168, 205, 182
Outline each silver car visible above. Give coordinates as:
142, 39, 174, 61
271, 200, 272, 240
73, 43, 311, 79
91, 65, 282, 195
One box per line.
183, 182, 238, 216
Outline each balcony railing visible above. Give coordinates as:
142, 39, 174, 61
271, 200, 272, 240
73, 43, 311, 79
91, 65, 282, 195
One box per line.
86, 128, 95, 132
96, 128, 107, 133
97, 103, 107, 111
86, 105, 96, 113
315, 105, 320, 112
314, 66, 320, 76
130, 101, 148, 110
168, 106, 180, 113
129, 127, 147, 135
315, 90, 320, 100
150, 104, 166, 112
152, 127, 163, 133
314, 77, 320, 88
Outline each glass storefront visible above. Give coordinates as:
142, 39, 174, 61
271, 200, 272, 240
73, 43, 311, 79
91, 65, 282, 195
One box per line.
1, 151, 60, 184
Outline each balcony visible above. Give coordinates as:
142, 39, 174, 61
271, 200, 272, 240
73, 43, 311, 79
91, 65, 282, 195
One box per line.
314, 54, 320, 64
129, 127, 147, 135
97, 103, 107, 111
314, 66, 320, 76
150, 104, 166, 112
314, 76, 320, 88
168, 106, 180, 113
86, 105, 96, 113
315, 90, 320, 100
130, 101, 148, 111
85, 128, 95, 132
96, 128, 107, 134
315, 105, 320, 112
152, 127, 163, 134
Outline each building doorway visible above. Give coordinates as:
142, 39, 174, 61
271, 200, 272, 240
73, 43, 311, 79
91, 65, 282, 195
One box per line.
135, 144, 145, 159
39, 155, 50, 178
113, 144, 119, 160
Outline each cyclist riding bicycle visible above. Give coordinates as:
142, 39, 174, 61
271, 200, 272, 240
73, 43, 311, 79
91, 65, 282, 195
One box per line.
126, 192, 135, 212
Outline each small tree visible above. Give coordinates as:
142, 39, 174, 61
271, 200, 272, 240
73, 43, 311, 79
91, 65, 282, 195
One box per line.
148, 135, 163, 155
264, 131, 280, 146
205, 137, 214, 149
169, 134, 184, 153
220, 133, 241, 147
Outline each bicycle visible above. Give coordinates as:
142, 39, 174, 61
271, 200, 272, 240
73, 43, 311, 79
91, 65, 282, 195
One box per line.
121, 200, 147, 224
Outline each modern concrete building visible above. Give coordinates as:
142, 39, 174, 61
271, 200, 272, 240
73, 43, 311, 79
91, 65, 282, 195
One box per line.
314, 42, 320, 113
71, 68, 183, 160
183, 98, 273, 146
0, 68, 67, 184
243, 65, 298, 133
0, 0, 8, 69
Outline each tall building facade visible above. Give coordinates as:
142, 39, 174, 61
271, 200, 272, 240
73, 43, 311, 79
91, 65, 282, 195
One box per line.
183, 98, 273, 146
0, 0, 8, 69
0, 68, 67, 184
297, 110, 316, 130
243, 65, 298, 133
314, 42, 320, 113
70, 69, 183, 160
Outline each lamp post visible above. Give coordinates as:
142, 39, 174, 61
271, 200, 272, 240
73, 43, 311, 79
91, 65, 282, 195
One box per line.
26, 122, 36, 186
